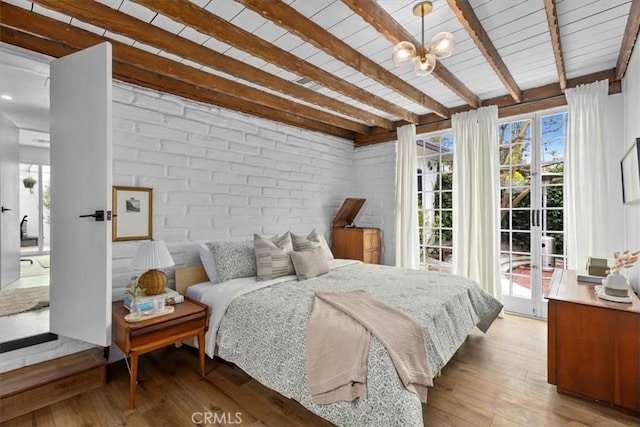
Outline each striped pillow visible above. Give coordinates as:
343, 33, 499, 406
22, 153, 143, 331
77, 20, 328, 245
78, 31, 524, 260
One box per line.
292, 229, 334, 260
254, 231, 295, 281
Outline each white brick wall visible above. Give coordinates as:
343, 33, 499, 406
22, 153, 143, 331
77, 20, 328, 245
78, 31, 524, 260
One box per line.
111, 82, 355, 298
353, 142, 397, 266
2, 82, 356, 372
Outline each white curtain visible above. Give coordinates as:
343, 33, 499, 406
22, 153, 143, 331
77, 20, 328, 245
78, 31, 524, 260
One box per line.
565, 79, 609, 269
395, 123, 419, 269
452, 105, 501, 299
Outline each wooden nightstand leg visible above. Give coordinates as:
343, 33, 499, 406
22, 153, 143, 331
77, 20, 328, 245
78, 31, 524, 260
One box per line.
197, 330, 206, 377
129, 352, 139, 409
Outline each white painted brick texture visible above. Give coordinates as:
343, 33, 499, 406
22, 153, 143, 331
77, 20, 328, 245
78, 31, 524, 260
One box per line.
111, 82, 355, 294
353, 142, 397, 266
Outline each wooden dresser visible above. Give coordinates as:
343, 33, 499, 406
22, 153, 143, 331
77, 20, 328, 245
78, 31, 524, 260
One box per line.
546, 270, 640, 414
332, 227, 381, 264
331, 198, 381, 264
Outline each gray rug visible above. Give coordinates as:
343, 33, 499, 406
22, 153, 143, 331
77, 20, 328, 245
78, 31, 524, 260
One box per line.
0, 286, 50, 317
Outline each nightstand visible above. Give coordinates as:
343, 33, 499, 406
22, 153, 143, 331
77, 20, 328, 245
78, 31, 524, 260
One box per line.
111, 297, 209, 408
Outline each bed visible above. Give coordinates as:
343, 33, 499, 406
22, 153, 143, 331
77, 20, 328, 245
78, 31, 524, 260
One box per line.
176, 257, 502, 427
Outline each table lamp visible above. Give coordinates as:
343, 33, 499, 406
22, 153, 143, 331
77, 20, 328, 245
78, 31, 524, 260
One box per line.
131, 240, 175, 295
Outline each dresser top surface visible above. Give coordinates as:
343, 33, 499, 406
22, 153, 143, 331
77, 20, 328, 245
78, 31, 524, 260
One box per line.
546, 270, 640, 314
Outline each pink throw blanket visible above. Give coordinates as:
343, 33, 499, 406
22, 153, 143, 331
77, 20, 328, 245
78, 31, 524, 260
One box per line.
306, 290, 432, 404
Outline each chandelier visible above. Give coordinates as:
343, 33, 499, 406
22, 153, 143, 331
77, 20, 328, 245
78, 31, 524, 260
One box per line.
392, 1, 455, 76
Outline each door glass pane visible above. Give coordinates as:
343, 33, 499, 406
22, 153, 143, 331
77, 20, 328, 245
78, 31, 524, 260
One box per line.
417, 132, 454, 273
500, 119, 533, 305
541, 112, 567, 271
511, 210, 530, 230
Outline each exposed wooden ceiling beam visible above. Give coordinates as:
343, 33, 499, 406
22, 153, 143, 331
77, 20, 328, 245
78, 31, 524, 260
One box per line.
616, 0, 640, 80
341, 0, 480, 109
236, 0, 450, 118
446, 0, 522, 103
543, 0, 567, 91
355, 69, 621, 146
0, 28, 354, 140
28, 0, 380, 131
119, 66, 356, 140
132, 0, 397, 129
0, 4, 358, 139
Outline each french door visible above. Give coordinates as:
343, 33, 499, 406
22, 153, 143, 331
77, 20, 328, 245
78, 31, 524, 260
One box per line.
500, 109, 568, 318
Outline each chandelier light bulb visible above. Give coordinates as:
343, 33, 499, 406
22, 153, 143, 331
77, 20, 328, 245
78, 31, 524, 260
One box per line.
391, 2, 454, 76
429, 32, 455, 58
392, 41, 417, 66
413, 54, 436, 76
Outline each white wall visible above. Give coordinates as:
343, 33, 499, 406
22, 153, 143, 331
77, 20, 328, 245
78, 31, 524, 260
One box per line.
20, 145, 49, 165
109, 82, 355, 297
1, 81, 355, 372
623, 45, 640, 293
353, 142, 396, 265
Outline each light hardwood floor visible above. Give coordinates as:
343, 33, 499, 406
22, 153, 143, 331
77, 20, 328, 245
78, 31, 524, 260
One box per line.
4, 314, 639, 426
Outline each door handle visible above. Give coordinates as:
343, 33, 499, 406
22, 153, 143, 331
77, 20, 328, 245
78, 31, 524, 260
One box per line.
79, 210, 111, 222
1, 206, 11, 213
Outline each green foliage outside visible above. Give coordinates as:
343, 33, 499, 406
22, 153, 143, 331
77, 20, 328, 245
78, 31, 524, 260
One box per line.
506, 186, 564, 253
420, 113, 566, 262
433, 172, 452, 244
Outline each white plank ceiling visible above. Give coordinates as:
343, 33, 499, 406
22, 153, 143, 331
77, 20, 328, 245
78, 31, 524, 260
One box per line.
0, 0, 636, 141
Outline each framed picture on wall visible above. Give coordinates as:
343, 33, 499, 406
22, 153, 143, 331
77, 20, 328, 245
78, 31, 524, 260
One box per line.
621, 138, 640, 204
112, 186, 153, 241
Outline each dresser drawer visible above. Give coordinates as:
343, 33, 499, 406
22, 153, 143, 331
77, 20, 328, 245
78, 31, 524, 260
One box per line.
332, 227, 381, 264
363, 230, 380, 251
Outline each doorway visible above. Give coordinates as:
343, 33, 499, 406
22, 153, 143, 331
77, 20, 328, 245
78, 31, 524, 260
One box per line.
0, 45, 51, 346
499, 109, 568, 318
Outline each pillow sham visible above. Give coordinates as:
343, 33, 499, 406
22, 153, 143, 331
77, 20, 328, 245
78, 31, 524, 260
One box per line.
198, 242, 219, 284
254, 231, 295, 281
291, 229, 334, 260
290, 246, 330, 280
208, 240, 256, 283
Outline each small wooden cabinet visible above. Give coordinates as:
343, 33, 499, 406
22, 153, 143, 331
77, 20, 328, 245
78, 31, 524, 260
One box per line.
331, 198, 381, 264
332, 227, 381, 264
111, 298, 209, 408
546, 270, 640, 414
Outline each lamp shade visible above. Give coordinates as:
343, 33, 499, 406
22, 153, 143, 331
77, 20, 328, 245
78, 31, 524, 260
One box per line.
131, 240, 175, 270
392, 41, 417, 66
413, 54, 436, 76
429, 32, 455, 58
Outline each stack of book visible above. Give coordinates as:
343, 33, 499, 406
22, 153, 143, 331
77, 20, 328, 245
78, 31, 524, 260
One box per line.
124, 288, 184, 312
576, 272, 605, 284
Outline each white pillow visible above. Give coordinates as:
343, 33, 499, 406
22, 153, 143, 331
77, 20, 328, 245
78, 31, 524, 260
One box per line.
198, 242, 219, 284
